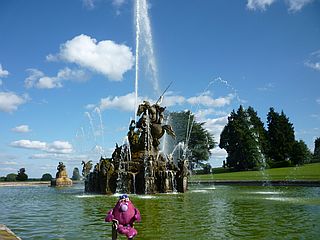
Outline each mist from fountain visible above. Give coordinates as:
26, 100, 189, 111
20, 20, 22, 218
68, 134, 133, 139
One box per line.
134, 0, 160, 122
85, 111, 96, 143
94, 107, 105, 148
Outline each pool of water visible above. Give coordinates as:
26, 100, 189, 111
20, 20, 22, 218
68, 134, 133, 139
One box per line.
0, 183, 319, 239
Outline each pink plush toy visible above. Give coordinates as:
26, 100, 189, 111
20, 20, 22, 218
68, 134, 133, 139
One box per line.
105, 194, 141, 239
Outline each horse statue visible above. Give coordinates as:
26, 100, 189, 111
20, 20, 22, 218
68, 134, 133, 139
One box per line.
136, 101, 175, 149
81, 160, 93, 178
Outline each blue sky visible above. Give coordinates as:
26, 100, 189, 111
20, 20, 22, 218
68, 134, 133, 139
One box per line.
0, 0, 319, 178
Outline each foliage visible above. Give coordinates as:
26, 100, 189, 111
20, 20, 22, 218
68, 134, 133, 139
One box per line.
219, 105, 312, 170
71, 167, 81, 180
267, 108, 295, 162
219, 106, 266, 170
6, 173, 17, 182
41, 173, 53, 181
202, 163, 212, 174
167, 111, 215, 164
312, 137, 320, 163
290, 140, 312, 165
16, 168, 28, 181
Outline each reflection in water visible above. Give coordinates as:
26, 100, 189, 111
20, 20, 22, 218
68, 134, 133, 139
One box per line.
0, 184, 319, 239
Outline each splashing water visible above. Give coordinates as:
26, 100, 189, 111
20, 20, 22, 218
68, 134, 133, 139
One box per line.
94, 107, 105, 147
185, 76, 242, 150
85, 111, 96, 142
134, 0, 140, 121
134, 0, 160, 121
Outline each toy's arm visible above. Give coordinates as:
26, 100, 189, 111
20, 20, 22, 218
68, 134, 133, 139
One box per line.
105, 209, 114, 222
134, 208, 141, 222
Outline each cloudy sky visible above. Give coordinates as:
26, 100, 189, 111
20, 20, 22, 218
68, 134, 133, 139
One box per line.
0, 0, 319, 177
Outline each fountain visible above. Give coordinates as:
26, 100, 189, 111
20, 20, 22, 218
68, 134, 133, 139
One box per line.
83, 100, 189, 194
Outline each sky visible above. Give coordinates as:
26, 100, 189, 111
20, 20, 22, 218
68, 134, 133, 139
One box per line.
0, 0, 319, 178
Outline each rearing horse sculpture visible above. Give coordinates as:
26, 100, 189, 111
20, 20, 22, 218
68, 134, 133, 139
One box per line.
136, 101, 175, 149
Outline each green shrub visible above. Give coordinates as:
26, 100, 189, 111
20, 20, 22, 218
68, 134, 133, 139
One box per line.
6, 173, 17, 182
41, 173, 53, 181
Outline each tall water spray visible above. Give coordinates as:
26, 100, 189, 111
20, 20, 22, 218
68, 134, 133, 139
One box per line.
134, 0, 140, 122
134, 0, 160, 121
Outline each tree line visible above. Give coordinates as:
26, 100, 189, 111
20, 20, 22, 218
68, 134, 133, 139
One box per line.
0, 167, 82, 182
167, 107, 320, 172
219, 105, 320, 171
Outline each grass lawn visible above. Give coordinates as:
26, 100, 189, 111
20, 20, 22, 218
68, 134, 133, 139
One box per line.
191, 163, 320, 181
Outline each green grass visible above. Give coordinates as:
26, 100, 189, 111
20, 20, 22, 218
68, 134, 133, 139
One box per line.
191, 163, 320, 181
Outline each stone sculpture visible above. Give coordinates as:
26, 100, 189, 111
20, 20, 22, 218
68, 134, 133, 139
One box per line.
51, 162, 72, 187
84, 100, 189, 194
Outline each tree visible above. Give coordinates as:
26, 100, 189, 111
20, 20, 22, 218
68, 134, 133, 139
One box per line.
71, 167, 81, 180
267, 108, 295, 164
312, 137, 320, 163
41, 173, 53, 181
247, 106, 268, 156
219, 106, 266, 170
166, 111, 215, 165
16, 168, 28, 181
291, 140, 312, 165
202, 163, 212, 174
6, 173, 17, 182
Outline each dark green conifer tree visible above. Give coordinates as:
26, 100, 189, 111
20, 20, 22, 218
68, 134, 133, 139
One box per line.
266, 108, 295, 165
219, 106, 264, 170
312, 137, 320, 163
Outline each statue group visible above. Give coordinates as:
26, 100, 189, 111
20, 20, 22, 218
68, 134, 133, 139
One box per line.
83, 100, 189, 194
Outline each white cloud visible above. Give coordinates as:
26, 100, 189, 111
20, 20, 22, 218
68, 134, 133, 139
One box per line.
316, 98, 320, 105
0, 92, 28, 112
47, 141, 73, 154
11, 140, 46, 150
0, 161, 18, 165
203, 116, 229, 140
247, 0, 313, 11
247, 0, 276, 11
12, 125, 31, 133
112, 0, 126, 7
187, 93, 235, 108
10, 140, 73, 154
0, 64, 9, 78
286, 0, 313, 12
49, 34, 134, 81
162, 94, 186, 107
195, 109, 228, 121
99, 92, 137, 112
82, 0, 96, 9
305, 49, 320, 72
30, 153, 87, 162
202, 116, 229, 166
211, 147, 227, 160
25, 68, 88, 89
305, 61, 320, 71
0, 167, 16, 172
94, 91, 235, 113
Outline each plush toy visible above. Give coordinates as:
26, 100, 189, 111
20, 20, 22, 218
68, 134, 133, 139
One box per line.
105, 194, 141, 239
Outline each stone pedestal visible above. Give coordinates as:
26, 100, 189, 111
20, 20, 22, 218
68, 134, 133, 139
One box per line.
50, 162, 73, 187
51, 177, 73, 187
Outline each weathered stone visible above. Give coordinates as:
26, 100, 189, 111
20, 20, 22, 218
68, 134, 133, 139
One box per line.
83, 100, 189, 194
51, 162, 73, 187
0, 224, 21, 240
